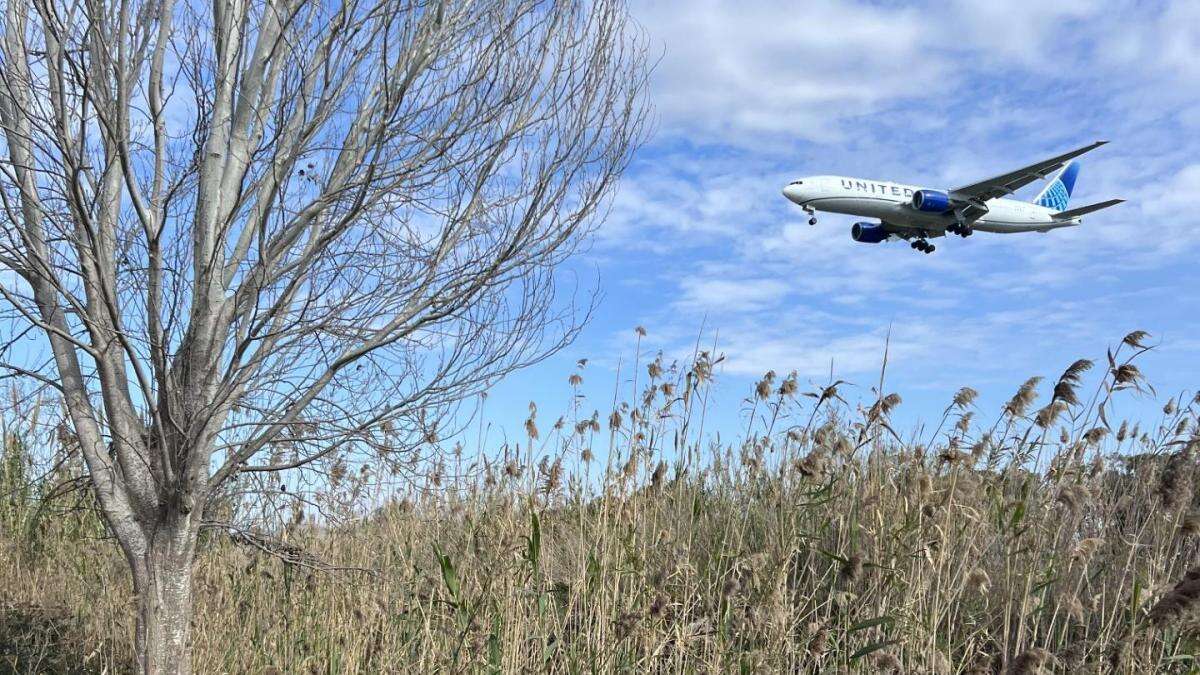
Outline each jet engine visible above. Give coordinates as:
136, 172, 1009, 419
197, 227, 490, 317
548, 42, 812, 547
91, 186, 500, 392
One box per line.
912, 189, 952, 212
850, 222, 888, 243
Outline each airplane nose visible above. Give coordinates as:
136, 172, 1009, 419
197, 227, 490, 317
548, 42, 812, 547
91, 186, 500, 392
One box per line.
782, 184, 802, 204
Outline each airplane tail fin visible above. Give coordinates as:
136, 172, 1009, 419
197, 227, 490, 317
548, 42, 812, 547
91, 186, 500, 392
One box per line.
1051, 198, 1124, 221
1034, 160, 1080, 210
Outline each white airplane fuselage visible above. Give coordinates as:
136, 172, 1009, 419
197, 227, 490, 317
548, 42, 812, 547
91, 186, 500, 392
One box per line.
782, 175, 1072, 234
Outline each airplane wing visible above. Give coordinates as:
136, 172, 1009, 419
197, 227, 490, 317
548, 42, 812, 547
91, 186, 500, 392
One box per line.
949, 141, 1108, 203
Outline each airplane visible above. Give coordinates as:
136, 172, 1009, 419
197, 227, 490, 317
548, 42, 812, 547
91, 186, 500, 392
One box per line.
781, 141, 1123, 254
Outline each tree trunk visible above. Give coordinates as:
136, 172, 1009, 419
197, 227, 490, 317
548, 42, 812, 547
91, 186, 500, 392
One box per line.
131, 521, 198, 675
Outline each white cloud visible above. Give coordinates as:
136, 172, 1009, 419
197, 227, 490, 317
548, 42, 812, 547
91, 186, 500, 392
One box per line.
675, 275, 790, 314
945, 0, 1100, 67
633, 0, 951, 144
1102, 2, 1200, 81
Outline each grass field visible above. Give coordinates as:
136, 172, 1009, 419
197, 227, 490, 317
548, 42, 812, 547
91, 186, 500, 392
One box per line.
2, 331, 1199, 673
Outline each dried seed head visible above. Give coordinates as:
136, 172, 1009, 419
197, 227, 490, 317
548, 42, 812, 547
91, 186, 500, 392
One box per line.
614, 611, 639, 641
956, 411, 975, 435
870, 392, 903, 420
1006, 377, 1043, 417
1112, 363, 1144, 386
1034, 400, 1066, 429
651, 461, 667, 489
953, 387, 979, 409
1007, 647, 1053, 674
1158, 450, 1195, 510
939, 447, 967, 466
1053, 359, 1093, 407
721, 576, 740, 598
911, 472, 933, 498
648, 593, 668, 620
1180, 512, 1200, 538
928, 650, 953, 675
504, 460, 522, 479
647, 360, 663, 379
754, 371, 775, 400
608, 410, 622, 431
541, 458, 563, 494
883, 392, 902, 411
621, 454, 637, 481
873, 651, 901, 673
794, 450, 827, 478
965, 568, 991, 595
1056, 483, 1091, 512
830, 589, 857, 607
1071, 537, 1104, 561
1147, 566, 1200, 627
806, 622, 829, 657
1122, 330, 1150, 349
970, 434, 991, 462
839, 554, 863, 585
1060, 594, 1084, 623
779, 375, 798, 397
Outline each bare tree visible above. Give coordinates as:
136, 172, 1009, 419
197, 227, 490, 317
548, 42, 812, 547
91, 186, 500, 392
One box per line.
0, 0, 648, 670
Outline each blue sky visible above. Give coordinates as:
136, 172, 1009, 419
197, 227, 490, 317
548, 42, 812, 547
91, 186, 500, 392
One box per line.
482, 0, 1200, 445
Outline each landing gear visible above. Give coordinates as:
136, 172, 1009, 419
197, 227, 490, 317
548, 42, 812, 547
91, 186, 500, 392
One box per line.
911, 239, 934, 254
947, 223, 973, 237
808, 217, 817, 226
804, 207, 817, 226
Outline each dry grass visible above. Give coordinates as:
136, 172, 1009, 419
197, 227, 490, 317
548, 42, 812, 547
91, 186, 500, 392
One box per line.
3, 332, 1200, 673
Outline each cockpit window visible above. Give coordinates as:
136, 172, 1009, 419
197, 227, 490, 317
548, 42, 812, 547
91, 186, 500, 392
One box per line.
788, 180, 804, 185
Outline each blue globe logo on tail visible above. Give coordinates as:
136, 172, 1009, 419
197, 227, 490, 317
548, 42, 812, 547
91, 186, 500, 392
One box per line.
1035, 161, 1080, 211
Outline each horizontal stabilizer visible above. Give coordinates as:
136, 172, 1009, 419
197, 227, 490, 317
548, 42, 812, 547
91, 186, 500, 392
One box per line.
1052, 198, 1124, 220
